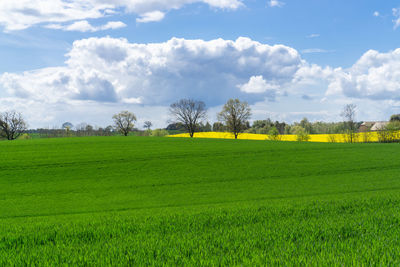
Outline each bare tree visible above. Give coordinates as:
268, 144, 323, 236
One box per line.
113, 111, 137, 136
218, 99, 251, 139
75, 122, 89, 137
143, 121, 152, 130
169, 99, 207, 138
341, 104, 357, 143
75, 122, 88, 131
85, 124, 94, 134
0, 111, 28, 140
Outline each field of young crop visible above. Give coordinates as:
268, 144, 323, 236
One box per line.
1, 136, 400, 265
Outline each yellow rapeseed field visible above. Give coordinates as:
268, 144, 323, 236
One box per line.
169, 131, 382, 143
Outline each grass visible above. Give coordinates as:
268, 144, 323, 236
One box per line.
1, 136, 400, 265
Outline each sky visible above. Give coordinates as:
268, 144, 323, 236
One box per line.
1, 0, 400, 129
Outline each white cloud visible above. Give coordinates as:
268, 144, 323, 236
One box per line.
122, 97, 142, 104
393, 8, 400, 28
293, 64, 336, 85
238, 76, 279, 96
44, 24, 64, 30
301, 48, 334, 54
100, 21, 127, 30
65, 21, 97, 32
0, 0, 243, 31
0, 37, 302, 108
45, 20, 126, 32
307, 33, 320, 38
326, 49, 400, 100
373, 11, 380, 17
136, 11, 165, 23
268, 0, 284, 8
0, 1, 111, 31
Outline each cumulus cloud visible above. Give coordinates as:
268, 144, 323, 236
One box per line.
293, 64, 335, 85
238, 76, 279, 101
0, 37, 303, 108
326, 49, 400, 100
0, 0, 243, 31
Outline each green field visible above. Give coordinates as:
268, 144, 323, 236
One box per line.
1, 136, 400, 265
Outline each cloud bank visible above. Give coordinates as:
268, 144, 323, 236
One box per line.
0, 37, 303, 107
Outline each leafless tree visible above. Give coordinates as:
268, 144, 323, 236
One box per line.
143, 121, 152, 130
341, 104, 357, 143
75, 122, 88, 131
169, 99, 207, 138
0, 111, 28, 140
113, 111, 137, 136
218, 99, 251, 139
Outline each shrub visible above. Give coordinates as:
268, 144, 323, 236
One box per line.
17, 133, 31, 140
292, 126, 310, 142
342, 130, 358, 143
377, 121, 400, 143
151, 129, 169, 137
268, 127, 281, 141
327, 134, 336, 143
136, 130, 152, 137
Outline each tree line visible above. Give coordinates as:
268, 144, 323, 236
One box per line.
167, 100, 400, 142
1, 99, 400, 142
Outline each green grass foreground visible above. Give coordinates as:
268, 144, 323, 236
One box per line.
1, 136, 400, 265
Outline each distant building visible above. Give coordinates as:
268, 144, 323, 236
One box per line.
358, 122, 375, 132
359, 121, 389, 132
370, 122, 389, 131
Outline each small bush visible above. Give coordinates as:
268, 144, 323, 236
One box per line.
136, 130, 152, 137
18, 133, 31, 140
268, 127, 281, 141
327, 134, 336, 143
342, 130, 358, 143
292, 126, 310, 142
376, 122, 400, 143
151, 129, 169, 137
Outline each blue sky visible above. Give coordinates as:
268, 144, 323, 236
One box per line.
0, 0, 400, 128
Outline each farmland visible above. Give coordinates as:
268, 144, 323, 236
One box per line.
170, 131, 384, 142
1, 136, 400, 265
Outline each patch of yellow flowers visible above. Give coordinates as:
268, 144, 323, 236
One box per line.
169, 131, 382, 143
